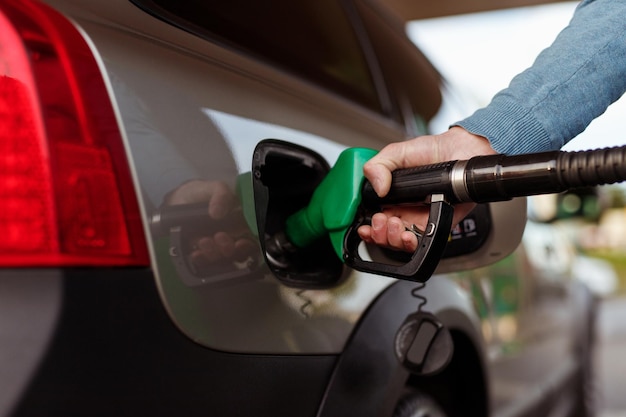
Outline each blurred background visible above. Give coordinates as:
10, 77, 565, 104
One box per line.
408, 3, 626, 415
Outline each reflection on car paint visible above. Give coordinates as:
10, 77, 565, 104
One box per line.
203, 109, 347, 172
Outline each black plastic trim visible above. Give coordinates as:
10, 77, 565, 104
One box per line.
11, 269, 335, 417
252, 139, 347, 288
316, 279, 487, 417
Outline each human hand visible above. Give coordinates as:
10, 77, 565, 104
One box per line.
357, 127, 497, 252
163, 179, 257, 272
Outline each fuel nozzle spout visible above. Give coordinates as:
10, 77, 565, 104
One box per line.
264, 230, 298, 269
264, 147, 378, 265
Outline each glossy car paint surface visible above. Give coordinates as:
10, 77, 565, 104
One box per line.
1, 0, 595, 416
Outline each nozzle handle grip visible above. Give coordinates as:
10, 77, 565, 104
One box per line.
360, 161, 460, 208
359, 152, 571, 207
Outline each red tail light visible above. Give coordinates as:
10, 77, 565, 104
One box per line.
0, 0, 149, 266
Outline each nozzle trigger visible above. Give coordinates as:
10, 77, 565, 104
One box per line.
343, 194, 454, 282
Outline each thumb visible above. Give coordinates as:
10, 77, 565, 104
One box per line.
363, 159, 395, 197
363, 140, 417, 197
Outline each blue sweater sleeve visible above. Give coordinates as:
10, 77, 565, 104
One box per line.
453, 0, 626, 154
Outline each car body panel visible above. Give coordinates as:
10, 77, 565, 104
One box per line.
53, 0, 503, 355
2, 0, 596, 416
75, 4, 403, 354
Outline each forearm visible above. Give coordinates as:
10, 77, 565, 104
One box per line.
454, 0, 626, 154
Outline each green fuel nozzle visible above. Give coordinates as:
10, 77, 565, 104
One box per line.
260, 142, 626, 283
283, 147, 378, 258
264, 146, 454, 282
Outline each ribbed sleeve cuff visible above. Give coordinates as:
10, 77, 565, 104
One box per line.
452, 97, 554, 155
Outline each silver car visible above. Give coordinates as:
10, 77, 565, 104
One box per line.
0, 0, 595, 416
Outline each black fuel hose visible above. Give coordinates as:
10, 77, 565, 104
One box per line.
361, 145, 626, 207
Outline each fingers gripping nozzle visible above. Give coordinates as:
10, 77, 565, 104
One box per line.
263, 146, 457, 282
343, 194, 454, 282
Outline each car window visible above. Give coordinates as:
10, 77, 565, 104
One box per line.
352, 0, 443, 135
131, 0, 382, 114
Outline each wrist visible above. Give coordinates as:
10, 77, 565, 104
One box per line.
441, 127, 497, 160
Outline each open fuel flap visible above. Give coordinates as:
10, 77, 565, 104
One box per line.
252, 140, 346, 288
252, 140, 527, 288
